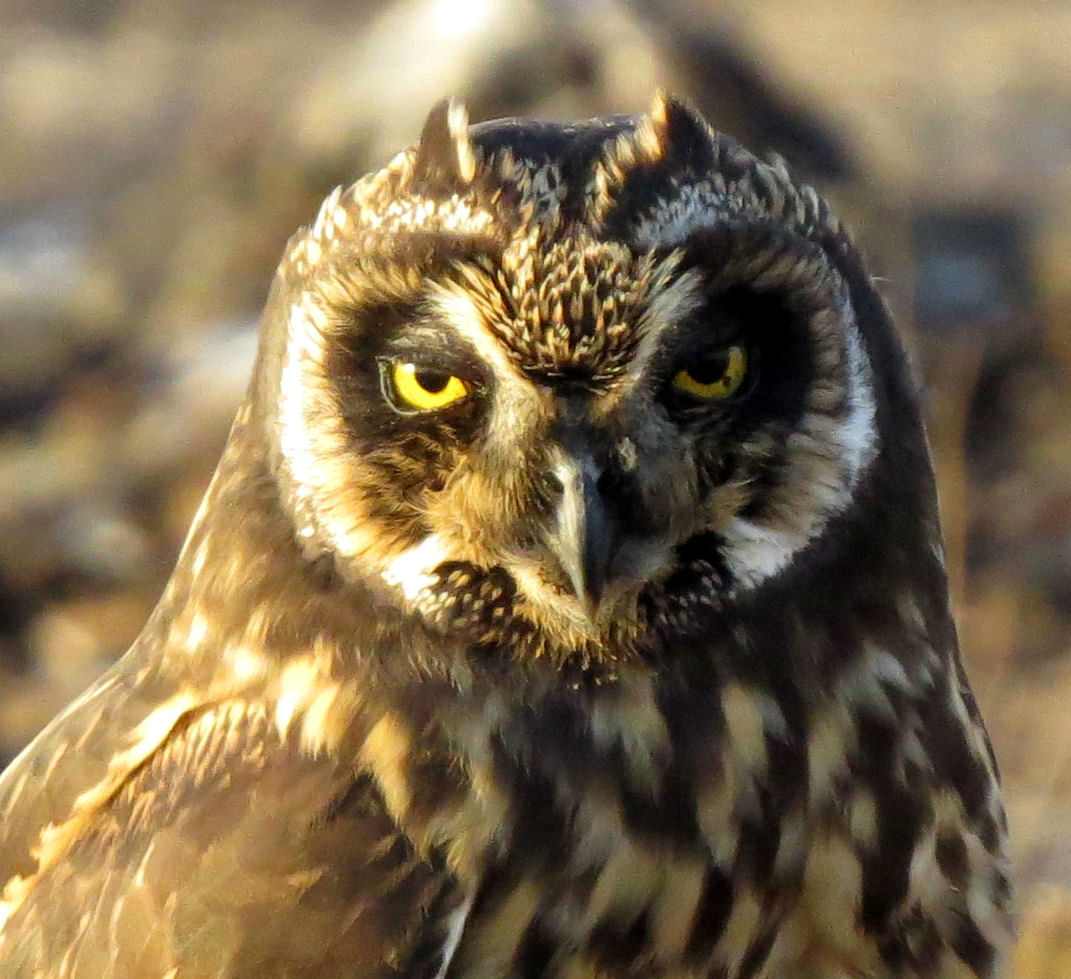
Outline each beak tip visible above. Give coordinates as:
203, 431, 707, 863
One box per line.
561, 548, 616, 623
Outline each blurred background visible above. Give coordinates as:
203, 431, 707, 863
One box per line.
0, 0, 1069, 971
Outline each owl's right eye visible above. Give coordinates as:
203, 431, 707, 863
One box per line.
381, 361, 472, 413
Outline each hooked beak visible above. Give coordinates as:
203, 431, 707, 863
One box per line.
550, 451, 623, 616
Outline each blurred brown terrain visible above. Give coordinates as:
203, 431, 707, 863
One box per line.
1, 0, 1069, 972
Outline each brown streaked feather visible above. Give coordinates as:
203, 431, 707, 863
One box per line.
1, 692, 454, 979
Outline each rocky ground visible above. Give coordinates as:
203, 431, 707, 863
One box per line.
1, 0, 1069, 972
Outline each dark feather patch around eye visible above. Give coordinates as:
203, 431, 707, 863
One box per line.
668, 286, 812, 424
322, 298, 492, 481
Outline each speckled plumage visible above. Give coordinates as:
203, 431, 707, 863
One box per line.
0, 96, 1011, 978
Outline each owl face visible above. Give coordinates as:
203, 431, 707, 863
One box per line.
259, 97, 880, 659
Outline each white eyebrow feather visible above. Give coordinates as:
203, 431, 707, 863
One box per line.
626, 267, 705, 385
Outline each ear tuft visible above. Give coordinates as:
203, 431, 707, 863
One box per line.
414, 97, 477, 186
645, 92, 715, 168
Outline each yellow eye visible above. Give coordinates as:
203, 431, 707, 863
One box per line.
671, 345, 748, 400
389, 362, 471, 412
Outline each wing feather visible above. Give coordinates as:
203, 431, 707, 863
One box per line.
0, 664, 456, 978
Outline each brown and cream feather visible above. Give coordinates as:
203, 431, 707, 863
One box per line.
0, 95, 1011, 978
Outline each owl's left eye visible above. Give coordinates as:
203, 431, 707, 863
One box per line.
671, 345, 748, 401
383, 361, 472, 413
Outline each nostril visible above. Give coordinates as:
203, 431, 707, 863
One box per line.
615, 436, 639, 473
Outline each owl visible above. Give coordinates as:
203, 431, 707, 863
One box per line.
0, 96, 1011, 978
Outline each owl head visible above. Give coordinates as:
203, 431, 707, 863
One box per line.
247, 95, 931, 663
